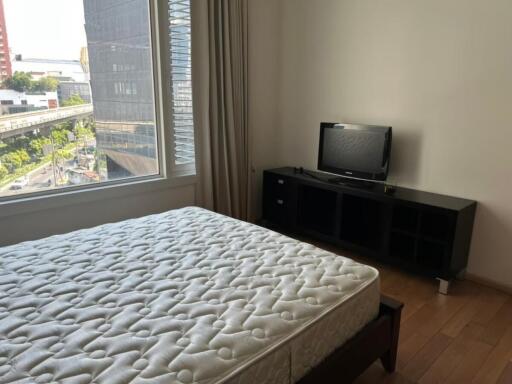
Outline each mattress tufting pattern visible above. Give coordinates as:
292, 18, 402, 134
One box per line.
0, 206, 379, 384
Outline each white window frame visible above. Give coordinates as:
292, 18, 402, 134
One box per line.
0, 0, 197, 215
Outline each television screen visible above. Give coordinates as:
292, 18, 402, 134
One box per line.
318, 123, 392, 181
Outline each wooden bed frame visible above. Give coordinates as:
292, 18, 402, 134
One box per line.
298, 295, 403, 384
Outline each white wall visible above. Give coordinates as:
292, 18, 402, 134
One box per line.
26, 92, 59, 108
251, 0, 512, 288
247, 0, 283, 221
0, 89, 58, 108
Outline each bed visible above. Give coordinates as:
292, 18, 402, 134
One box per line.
0, 207, 402, 384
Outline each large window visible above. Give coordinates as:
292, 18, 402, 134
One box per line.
0, 0, 194, 200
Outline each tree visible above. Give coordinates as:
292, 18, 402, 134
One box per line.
2, 72, 59, 93
1, 149, 30, 171
29, 137, 51, 158
74, 122, 95, 157
61, 94, 86, 107
2, 72, 33, 92
51, 128, 69, 147
55, 148, 74, 162
8, 135, 30, 151
75, 123, 94, 141
0, 163, 8, 180
33, 77, 59, 92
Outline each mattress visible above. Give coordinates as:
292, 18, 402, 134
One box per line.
0, 206, 379, 384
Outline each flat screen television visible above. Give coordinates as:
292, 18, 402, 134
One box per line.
318, 122, 392, 182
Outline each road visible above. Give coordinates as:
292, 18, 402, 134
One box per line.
1, 158, 75, 197
1, 141, 97, 197
27, 158, 76, 189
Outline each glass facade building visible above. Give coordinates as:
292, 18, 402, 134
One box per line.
58, 82, 92, 104
83, 0, 158, 179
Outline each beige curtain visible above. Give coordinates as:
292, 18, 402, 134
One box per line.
192, 0, 250, 220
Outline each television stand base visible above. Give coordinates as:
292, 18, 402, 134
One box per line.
327, 176, 376, 189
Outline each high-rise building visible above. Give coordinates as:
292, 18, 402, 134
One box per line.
83, 0, 158, 179
58, 81, 92, 104
0, 0, 12, 81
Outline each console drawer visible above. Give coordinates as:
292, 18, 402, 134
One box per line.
264, 173, 292, 199
262, 172, 295, 225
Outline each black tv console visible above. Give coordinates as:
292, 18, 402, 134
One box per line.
262, 167, 477, 294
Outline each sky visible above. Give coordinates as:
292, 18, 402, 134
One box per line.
3, 0, 87, 60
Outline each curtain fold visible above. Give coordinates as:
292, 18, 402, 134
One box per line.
193, 0, 250, 220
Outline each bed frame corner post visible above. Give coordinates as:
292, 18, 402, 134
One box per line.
379, 295, 404, 373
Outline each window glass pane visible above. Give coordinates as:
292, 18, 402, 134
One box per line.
0, 0, 158, 199
169, 0, 195, 166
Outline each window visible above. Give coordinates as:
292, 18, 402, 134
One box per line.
0, 0, 194, 200
169, 0, 195, 166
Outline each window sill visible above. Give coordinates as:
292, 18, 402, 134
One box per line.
0, 173, 198, 219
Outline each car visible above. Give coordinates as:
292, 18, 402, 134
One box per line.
9, 176, 29, 190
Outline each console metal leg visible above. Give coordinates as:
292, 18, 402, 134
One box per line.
437, 278, 451, 295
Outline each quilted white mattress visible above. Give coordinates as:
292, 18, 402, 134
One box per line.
0, 207, 379, 384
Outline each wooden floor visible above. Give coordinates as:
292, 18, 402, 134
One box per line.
349, 257, 512, 384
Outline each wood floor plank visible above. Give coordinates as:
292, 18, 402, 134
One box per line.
397, 332, 431, 370
441, 289, 486, 338
418, 323, 485, 384
381, 270, 416, 304
445, 336, 493, 383
393, 282, 476, 376
472, 324, 512, 383
397, 278, 437, 324
471, 287, 509, 325
497, 361, 512, 384
400, 332, 453, 382
479, 298, 512, 346
398, 281, 475, 347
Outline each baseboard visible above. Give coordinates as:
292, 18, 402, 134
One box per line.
465, 273, 512, 295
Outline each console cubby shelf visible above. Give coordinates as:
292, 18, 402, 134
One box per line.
340, 194, 386, 252
262, 167, 477, 285
298, 185, 337, 236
